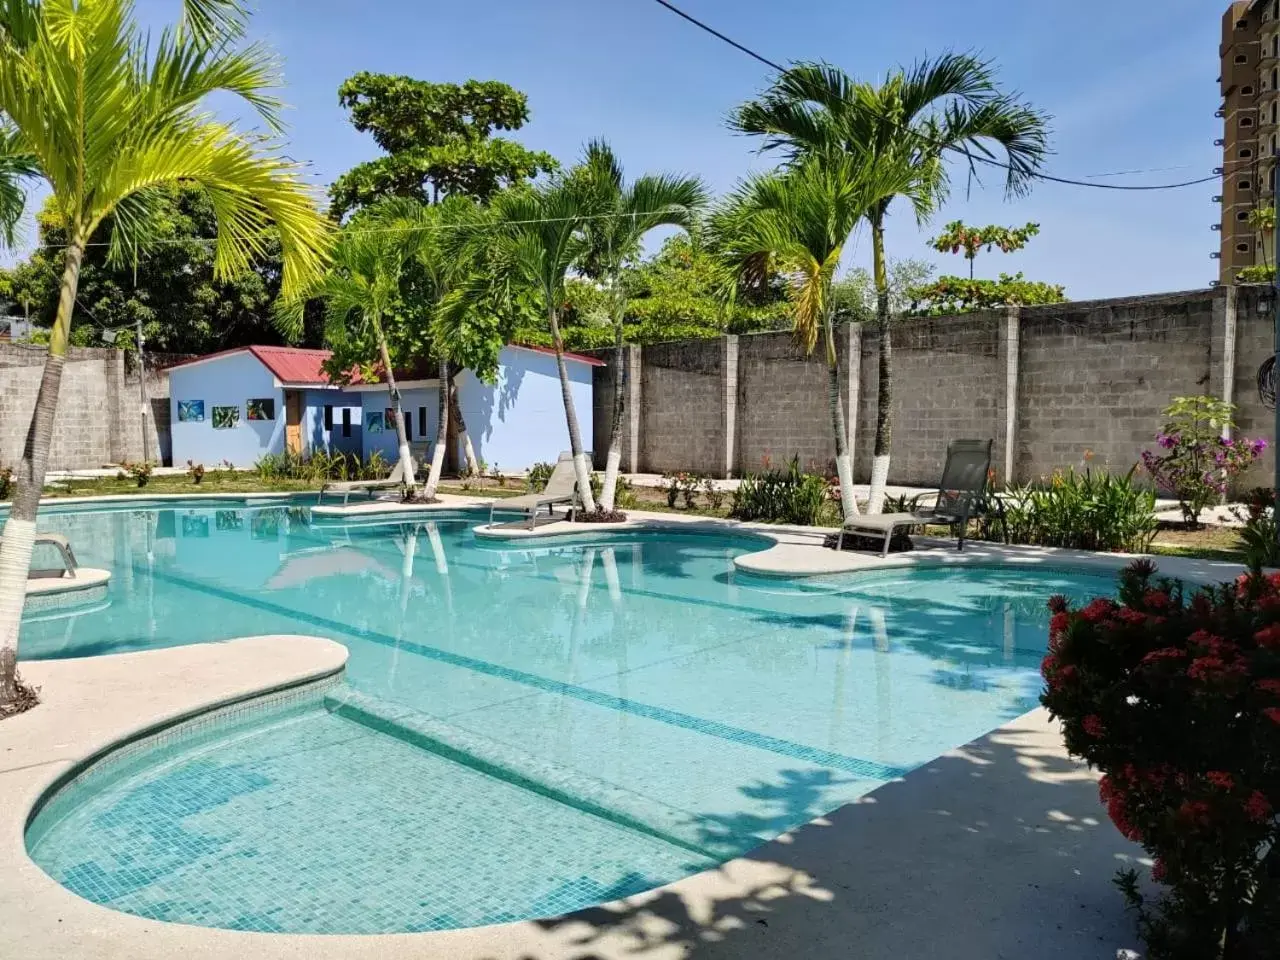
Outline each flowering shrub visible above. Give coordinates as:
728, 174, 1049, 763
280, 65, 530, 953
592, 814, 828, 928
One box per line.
1041, 559, 1280, 958
1232, 488, 1280, 571
1140, 396, 1265, 528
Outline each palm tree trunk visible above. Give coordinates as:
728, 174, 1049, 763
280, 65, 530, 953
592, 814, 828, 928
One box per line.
824, 311, 858, 521
600, 313, 626, 511
424, 357, 448, 499
372, 314, 416, 488
447, 366, 479, 476
548, 304, 597, 513
0, 237, 84, 705
868, 214, 892, 515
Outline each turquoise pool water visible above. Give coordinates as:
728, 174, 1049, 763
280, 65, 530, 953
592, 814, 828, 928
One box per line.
21, 498, 1118, 934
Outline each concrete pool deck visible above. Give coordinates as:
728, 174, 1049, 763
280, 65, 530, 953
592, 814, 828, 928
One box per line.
1, 635, 1147, 960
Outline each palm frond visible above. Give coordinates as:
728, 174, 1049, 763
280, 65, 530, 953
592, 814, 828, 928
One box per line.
180, 0, 248, 48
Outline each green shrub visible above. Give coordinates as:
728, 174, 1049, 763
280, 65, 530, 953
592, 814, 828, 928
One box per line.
994, 466, 1157, 553
526, 461, 554, 492
731, 455, 830, 526
0, 465, 12, 500
1233, 488, 1280, 570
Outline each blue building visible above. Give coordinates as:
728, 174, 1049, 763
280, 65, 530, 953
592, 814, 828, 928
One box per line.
166, 344, 601, 470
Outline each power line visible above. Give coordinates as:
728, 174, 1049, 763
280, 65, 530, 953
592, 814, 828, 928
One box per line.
23, 208, 701, 252
647, 0, 1220, 192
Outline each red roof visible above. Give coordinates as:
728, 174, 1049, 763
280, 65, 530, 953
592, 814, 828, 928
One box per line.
166, 342, 605, 383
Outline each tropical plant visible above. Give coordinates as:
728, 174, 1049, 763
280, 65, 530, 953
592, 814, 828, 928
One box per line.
733, 56, 1050, 514
1140, 396, 1266, 528
570, 140, 707, 511
479, 176, 598, 511
288, 199, 417, 491
0, 0, 330, 709
830, 257, 935, 324
906, 272, 1065, 314
1042, 559, 1280, 959
526, 461, 554, 492
927, 220, 1039, 279
995, 466, 1158, 553
712, 151, 914, 520
1237, 264, 1276, 284
5, 184, 290, 352
731, 455, 831, 526
186, 460, 205, 484
1232, 488, 1280, 570
329, 73, 556, 219
1248, 205, 1275, 272
702, 476, 727, 511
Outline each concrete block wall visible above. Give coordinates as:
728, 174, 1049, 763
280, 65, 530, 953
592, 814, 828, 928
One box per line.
854, 313, 1004, 486
637, 339, 725, 474
589, 286, 1280, 490
1016, 292, 1219, 482
0, 343, 173, 470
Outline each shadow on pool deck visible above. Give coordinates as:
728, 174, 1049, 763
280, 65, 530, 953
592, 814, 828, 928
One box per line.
514, 709, 1145, 960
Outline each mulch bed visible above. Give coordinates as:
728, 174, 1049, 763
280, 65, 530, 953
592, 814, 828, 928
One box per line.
823, 530, 916, 554
574, 509, 629, 524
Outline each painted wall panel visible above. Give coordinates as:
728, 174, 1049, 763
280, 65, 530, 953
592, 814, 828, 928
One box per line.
169, 352, 283, 467
457, 346, 594, 470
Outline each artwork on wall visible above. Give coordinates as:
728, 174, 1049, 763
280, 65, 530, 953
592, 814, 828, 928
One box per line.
212, 405, 240, 430
177, 399, 205, 423
246, 398, 276, 421
384, 408, 397, 429
365, 411, 384, 434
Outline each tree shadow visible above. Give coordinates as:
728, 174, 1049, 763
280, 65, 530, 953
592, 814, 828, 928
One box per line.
495, 713, 1144, 960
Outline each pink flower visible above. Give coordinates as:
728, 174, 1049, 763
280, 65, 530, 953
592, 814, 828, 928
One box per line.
1255, 625, 1280, 649
1264, 707, 1280, 725
1082, 715, 1105, 738
1151, 858, 1167, 883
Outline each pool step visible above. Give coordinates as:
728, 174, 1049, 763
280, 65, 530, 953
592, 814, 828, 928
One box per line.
323, 689, 751, 860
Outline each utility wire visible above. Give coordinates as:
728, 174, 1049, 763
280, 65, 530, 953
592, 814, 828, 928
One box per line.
648, 0, 1220, 192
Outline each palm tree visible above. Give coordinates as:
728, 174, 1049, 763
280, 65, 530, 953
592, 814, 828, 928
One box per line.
293, 202, 421, 492
733, 56, 1049, 512
711, 152, 910, 520
571, 140, 706, 510
0, 0, 329, 707
485, 179, 599, 512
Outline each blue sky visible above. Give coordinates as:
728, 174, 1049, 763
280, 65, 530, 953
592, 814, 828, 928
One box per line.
11, 0, 1221, 299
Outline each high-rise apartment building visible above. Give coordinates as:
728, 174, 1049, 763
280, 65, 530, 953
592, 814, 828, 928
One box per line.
1219, 0, 1279, 284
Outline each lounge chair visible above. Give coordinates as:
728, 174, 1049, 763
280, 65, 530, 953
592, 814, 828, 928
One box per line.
489, 452, 582, 530
1, 532, 80, 579
318, 456, 410, 507
837, 439, 994, 558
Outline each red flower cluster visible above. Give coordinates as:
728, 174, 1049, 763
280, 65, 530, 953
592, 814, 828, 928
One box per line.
1205, 770, 1235, 791
1041, 557, 1280, 941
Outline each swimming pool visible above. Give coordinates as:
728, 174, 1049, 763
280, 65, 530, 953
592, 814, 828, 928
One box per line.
21, 498, 1119, 934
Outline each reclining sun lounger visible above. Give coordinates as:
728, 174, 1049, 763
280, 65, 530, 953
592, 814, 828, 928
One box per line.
837, 439, 993, 558
489, 452, 583, 530
318, 457, 409, 507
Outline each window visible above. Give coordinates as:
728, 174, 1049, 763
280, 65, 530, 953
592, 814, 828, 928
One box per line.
404, 411, 412, 441
1239, 211, 1252, 221
324, 404, 333, 431
418, 406, 427, 439
341, 407, 351, 438
1244, 86, 1255, 96
1243, 117, 1255, 128
1237, 54, 1250, 65
1238, 242, 1252, 252
1242, 179, 1254, 190
1242, 148, 1255, 159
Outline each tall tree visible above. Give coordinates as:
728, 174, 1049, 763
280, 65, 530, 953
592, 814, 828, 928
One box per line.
712, 152, 909, 521
329, 74, 556, 220
570, 140, 706, 510
6, 185, 290, 352
733, 56, 1049, 513
475, 179, 599, 512
0, 0, 330, 708
291, 200, 436, 490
